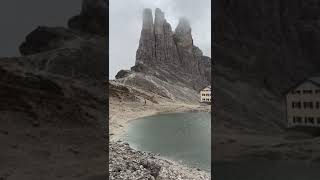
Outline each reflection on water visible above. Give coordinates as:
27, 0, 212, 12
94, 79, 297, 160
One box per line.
125, 112, 211, 172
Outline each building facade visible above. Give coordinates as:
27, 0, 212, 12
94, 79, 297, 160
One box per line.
200, 86, 211, 103
286, 77, 320, 128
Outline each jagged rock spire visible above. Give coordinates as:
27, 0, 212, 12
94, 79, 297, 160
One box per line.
129, 8, 210, 91
175, 17, 191, 33
135, 8, 209, 78
136, 8, 180, 66
136, 8, 155, 65
154, 8, 165, 34
174, 17, 201, 74
174, 17, 193, 49
153, 8, 180, 64
142, 8, 153, 30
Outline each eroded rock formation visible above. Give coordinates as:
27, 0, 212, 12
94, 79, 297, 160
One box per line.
213, 0, 320, 134
118, 8, 211, 103
135, 8, 210, 85
136, 8, 155, 65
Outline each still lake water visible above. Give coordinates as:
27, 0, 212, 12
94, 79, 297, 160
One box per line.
125, 112, 211, 172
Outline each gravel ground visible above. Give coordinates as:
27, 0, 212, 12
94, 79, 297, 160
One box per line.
109, 141, 211, 180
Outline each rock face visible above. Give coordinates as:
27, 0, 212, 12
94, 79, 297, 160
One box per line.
213, 0, 320, 94
154, 8, 180, 65
135, 9, 211, 87
0, 0, 107, 178
115, 70, 131, 79
119, 8, 211, 103
136, 8, 180, 66
9, 0, 107, 126
136, 8, 155, 65
213, 0, 320, 134
174, 18, 199, 75
19, 35, 107, 81
19, 27, 78, 56
19, 4, 108, 81
68, 0, 107, 35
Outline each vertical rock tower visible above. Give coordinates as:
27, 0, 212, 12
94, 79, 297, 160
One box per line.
136, 8, 180, 67
134, 8, 211, 90
136, 8, 155, 65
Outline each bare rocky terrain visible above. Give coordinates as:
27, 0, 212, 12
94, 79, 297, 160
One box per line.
109, 64, 211, 180
109, 142, 210, 180
115, 8, 211, 104
109, 8, 212, 179
0, 0, 107, 179
213, 0, 320, 162
0, 1, 211, 179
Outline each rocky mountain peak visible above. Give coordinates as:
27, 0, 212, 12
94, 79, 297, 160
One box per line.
175, 17, 191, 34
154, 8, 166, 34
82, 0, 107, 17
142, 8, 154, 30
155, 8, 165, 19
136, 8, 155, 65
68, 0, 107, 35
126, 8, 211, 93
116, 8, 211, 103
174, 17, 193, 49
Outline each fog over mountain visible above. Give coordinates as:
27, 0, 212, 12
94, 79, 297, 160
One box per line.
110, 0, 211, 79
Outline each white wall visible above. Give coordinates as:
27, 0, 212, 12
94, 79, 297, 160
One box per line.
286, 81, 320, 127
200, 88, 211, 102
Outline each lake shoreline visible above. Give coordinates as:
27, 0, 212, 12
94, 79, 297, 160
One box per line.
125, 112, 211, 172
109, 99, 211, 179
109, 141, 211, 180
109, 99, 211, 142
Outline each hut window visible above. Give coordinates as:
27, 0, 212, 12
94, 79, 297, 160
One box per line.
308, 117, 314, 124
303, 90, 312, 94
303, 102, 313, 109
292, 102, 301, 109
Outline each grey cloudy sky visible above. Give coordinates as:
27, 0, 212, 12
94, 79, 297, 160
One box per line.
0, 0, 81, 57
110, 0, 211, 79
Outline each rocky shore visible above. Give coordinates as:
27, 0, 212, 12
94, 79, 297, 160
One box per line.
109, 82, 211, 179
108, 7, 211, 179
109, 141, 210, 180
